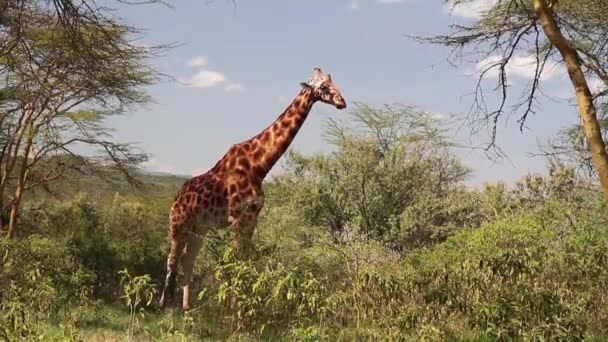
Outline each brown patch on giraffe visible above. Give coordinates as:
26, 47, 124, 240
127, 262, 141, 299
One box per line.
288, 108, 300, 118
229, 183, 238, 194
262, 131, 272, 143
238, 157, 251, 170
213, 182, 223, 193
230, 192, 242, 204
249, 174, 261, 187
280, 119, 291, 128
240, 187, 253, 197
277, 139, 290, 152
293, 98, 302, 108
227, 145, 239, 155
252, 148, 264, 162
252, 165, 265, 179
234, 168, 248, 178
273, 124, 282, 134
237, 177, 249, 190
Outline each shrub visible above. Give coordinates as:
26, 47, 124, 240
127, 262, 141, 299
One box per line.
0, 235, 94, 340
405, 201, 608, 339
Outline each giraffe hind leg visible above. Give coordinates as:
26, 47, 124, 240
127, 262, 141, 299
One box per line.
159, 227, 187, 309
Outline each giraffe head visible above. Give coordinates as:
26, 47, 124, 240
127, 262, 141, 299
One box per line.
300, 67, 347, 110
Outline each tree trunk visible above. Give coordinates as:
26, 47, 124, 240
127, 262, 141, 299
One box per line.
533, 0, 608, 201
6, 121, 34, 239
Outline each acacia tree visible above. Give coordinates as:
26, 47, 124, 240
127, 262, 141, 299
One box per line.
274, 103, 472, 251
0, 0, 165, 238
418, 0, 608, 199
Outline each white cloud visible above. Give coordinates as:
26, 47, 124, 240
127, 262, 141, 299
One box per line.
444, 0, 497, 18
181, 55, 245, 92
188, 56, 208, 67
143, 158, 187, 176
224, 83, 246, 93
376, 0, 402, 3
473, 54, 563, 81
186, 70, 226, 88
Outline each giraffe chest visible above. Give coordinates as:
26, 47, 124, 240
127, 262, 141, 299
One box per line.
192, 193, 231, 228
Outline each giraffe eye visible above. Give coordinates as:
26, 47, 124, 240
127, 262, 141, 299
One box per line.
319, 84, 328, 91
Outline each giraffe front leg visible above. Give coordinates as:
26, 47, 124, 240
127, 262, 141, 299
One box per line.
231, 215, 258, 258
228, 192, 263, 257
227, 216, 257, 314
180, 230, 206, 311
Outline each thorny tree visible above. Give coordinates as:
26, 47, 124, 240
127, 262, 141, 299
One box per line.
0, 0, 169, 238
416, 0, 608, 200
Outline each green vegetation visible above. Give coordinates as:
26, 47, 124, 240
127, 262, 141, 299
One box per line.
3, 1, 608, 340
2, 104, 608, 341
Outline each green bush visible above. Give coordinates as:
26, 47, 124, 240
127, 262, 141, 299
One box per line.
3, 117, 608, 341
275, 103, 475, 251
405, 201, 608, 340
18, 193, 167, 298
0, 235, 94, 340
194, 245, 329, 335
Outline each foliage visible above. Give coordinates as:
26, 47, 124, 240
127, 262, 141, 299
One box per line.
18, 192, 168, 297
406, 201, 608, 340
0, 235, 94, 340
1, 106, 608, 340
118, 269, 157, 340
198, 245, 328, 335
0, 0, 166, 238
275, 103, 474, 251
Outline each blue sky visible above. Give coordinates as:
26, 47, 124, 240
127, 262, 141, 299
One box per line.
107, 0, 590, 186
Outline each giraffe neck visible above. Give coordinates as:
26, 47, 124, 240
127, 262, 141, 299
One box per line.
249, 88, 315, 178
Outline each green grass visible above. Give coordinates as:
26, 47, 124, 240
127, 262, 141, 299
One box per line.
69, 304, 229, 341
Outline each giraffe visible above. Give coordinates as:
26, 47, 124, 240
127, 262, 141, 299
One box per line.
159, 67, 347, 310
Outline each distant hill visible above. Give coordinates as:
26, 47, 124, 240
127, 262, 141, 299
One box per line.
24, 168, 190, 207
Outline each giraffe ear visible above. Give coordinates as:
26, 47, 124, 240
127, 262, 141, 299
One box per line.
300, 82, 313, 89
312, 67, 324, 79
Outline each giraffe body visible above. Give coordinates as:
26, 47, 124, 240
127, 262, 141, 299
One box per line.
159, 67, 346, 310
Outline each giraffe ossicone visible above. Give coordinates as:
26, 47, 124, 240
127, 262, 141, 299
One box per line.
159, 67, 347, 311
